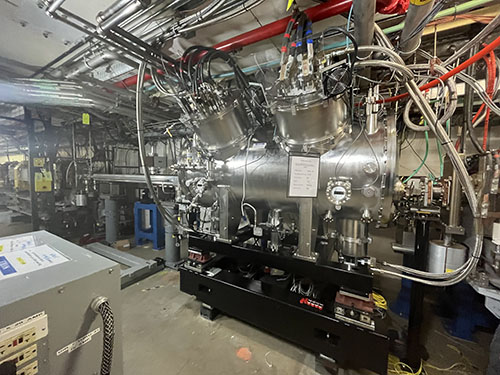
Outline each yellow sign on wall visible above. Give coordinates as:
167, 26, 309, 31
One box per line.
35, 170, 52, 192
33, 158, 45, 167
82, 113, 90, 125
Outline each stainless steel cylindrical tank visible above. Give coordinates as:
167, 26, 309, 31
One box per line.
182, 113, 397, 226
274, 93, 347, 153
337, 219, 370, 259
193, 96, 250, 160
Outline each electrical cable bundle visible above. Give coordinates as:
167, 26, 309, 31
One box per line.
400, 0, 448, 45
177, 45, 267, 125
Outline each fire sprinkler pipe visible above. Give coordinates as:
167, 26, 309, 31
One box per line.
114, 0, 353, 88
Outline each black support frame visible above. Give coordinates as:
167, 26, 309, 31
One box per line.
180, 237, 391, 374
189, 236, 374, 296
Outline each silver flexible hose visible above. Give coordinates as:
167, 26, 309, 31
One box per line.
419, 49, 500, 118
136, 61, 176, 226
443, 13, 500, 67
349, 37, 484, 285
403, 64, 457, 132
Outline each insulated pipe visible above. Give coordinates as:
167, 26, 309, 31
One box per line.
383, 0, 492, 34
399, 0, 435, 57
353, 0, 376, 59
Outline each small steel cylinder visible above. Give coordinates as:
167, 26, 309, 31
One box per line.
427, 240, 467, 273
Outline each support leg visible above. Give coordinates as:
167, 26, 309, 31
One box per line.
405, 219, 430, 369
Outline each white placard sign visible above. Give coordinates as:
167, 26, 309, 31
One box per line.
0, 235, 36, 253
288, 155, 320, 198
0, 244, 69, 280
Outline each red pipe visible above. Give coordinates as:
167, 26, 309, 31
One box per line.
213, 0, 352, 52
115, 0, 409, 88
377, 34, 500, 104
115, 0, 353, 88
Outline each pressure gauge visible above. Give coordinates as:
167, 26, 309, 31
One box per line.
326, 179, 352, 209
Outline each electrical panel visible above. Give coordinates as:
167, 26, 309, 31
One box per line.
0, 231, 122, 374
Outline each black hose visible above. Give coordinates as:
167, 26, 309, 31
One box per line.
321, 26, 358, 68
93, 299, 115, 375
280, 9, 299, 65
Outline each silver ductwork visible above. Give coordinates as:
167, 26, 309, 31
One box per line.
60, 51, 120, 79
399, 0, 436, 57
0, 78, 171, 121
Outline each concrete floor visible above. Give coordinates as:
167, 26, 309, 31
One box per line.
123, 241, 493, 375
120, 268, 493, 375
0, 209, 495, 374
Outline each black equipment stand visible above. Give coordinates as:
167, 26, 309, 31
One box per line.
405, 218, 430, 369
180, 236, 392, 375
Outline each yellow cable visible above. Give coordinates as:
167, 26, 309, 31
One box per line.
424, 361, 466, 372
388, 353, 466, 374
372, 292, 388, 310
388, 355, 424, 375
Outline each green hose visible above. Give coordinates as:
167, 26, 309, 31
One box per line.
403, 127, 430, 184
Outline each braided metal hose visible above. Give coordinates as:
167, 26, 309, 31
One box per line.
91, 297, 115, 375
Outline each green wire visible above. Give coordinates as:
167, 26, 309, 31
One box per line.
403, 125, 430, 184
436, 135, 443, 178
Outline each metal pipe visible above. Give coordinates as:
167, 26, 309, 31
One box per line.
353, 0, 376, 59
64, 51, 120, 78
97, 0, 134, 23
399, 0, 435, 57
443, 13, 500, 68
98, 0, 150, 33
72, 123, 78, 189
46, 0, 67, 17
448, 168, 462, 229
464, 45, 484, 153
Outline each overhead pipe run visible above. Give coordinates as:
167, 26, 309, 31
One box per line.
55, 51, 121, 79
115, 0, 410, 88
0, 78, 171, 121
114, 0, 353, 88
213, 0, 352, 52
97, 0, 135, 23
98, 0, 151, 34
